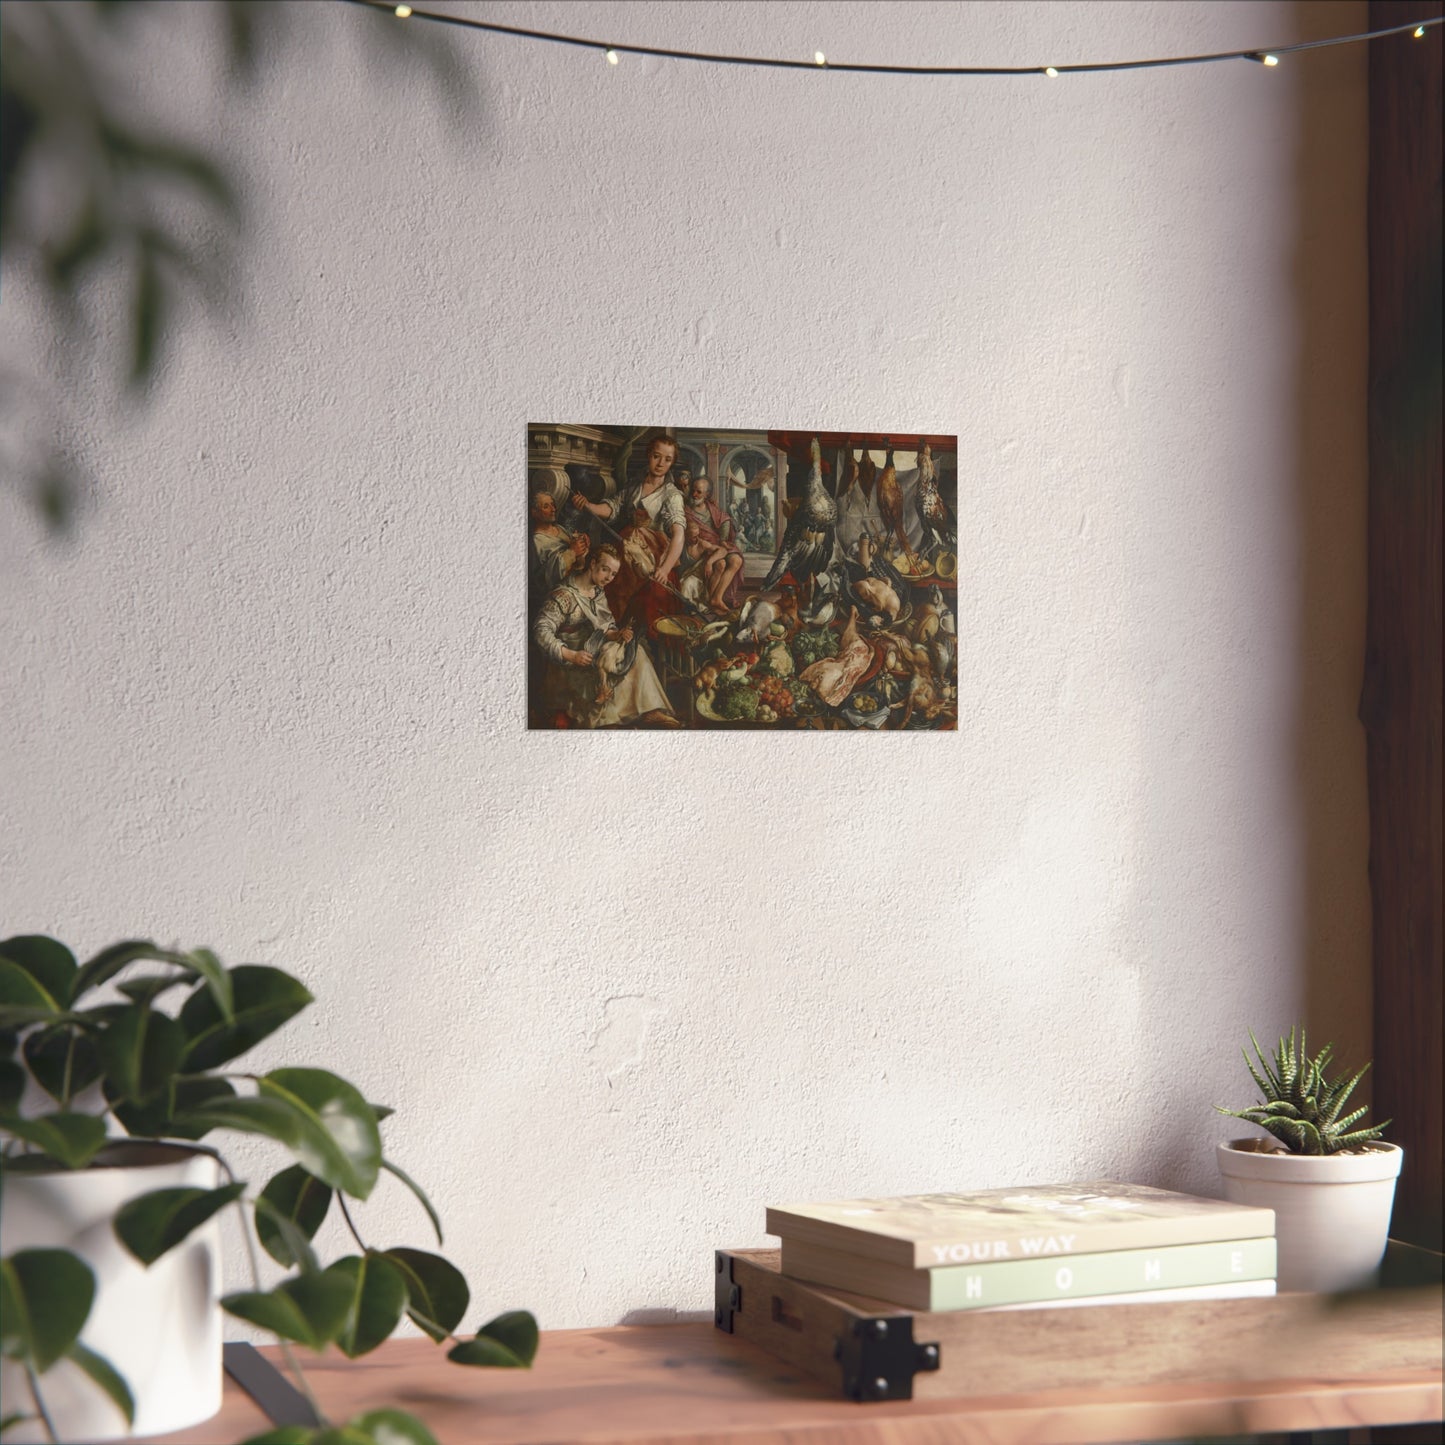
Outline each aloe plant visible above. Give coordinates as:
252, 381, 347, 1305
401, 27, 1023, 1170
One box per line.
0, 935, 536, 1445
1216, 1025, 1391, 1156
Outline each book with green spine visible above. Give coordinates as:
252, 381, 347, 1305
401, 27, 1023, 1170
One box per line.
766, 1180, 1274, 1269
778, 1235, 1278, 1311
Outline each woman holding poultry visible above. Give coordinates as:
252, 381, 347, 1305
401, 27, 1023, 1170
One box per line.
532, 544, 676, 728
571, 433, 688, 633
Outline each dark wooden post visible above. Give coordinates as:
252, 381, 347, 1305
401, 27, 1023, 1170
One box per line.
1364, 0, 1443, 1260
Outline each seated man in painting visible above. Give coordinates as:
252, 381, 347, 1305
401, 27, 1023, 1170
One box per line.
683, 474, 745, 613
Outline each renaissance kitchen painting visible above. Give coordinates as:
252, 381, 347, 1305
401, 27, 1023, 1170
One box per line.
527, 425, 959, 730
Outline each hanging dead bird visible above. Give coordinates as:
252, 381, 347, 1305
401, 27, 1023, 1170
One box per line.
875, 446, 916, 568
858, 450, 877, 503
914, 439, 956, 559
762, 437, 837, 597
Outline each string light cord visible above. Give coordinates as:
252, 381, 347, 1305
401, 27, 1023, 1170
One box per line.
341, 2, 1441, 76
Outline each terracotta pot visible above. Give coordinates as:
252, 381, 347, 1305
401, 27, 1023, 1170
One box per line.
0, 1141, 224, 1441
1216, 1137, 1403, 1293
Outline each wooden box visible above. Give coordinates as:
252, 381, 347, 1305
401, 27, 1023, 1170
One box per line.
715, 1243, 1445, 1404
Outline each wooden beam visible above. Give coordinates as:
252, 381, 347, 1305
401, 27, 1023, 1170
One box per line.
1364, 0, 1443, 1265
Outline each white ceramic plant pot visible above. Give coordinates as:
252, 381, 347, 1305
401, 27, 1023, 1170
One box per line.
1216, 1138, 1403, 1293
0, 1141, 223, 1442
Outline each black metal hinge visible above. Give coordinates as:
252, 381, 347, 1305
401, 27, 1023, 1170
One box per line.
714, 1250, 742, 1332
833, 1313, 941, 1401
222, 1341, 320, 1427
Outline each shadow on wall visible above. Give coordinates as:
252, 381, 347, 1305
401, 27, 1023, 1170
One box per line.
1132, 0, 1373, 1196
0, 0, 473, 535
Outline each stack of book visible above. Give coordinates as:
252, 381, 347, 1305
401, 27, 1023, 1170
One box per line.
766, 1181, 1277, 1312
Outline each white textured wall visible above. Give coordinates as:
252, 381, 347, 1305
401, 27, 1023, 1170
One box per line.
0, 1, 1370, 1331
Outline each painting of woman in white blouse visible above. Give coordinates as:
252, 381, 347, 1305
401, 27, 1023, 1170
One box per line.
570, 433, 687, 632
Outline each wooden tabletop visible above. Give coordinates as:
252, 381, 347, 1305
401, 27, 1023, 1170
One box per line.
149, 1321, 1443, 1445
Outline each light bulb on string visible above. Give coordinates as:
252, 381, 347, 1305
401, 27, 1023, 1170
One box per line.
338, 3, 1442, 80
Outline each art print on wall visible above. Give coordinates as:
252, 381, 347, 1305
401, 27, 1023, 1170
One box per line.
527, 425, 958, 730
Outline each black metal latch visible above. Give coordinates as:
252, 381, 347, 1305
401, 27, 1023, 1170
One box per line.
714, 1250, 742, 1333
834, 1313, 941, 1401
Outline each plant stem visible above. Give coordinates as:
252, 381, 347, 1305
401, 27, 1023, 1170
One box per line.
336, 1197, 464, 1347
60, 1032, 77, 1109
336, 1194, 367, 1253
24, 1364, 57, 1444
219, 1157, 327, 1428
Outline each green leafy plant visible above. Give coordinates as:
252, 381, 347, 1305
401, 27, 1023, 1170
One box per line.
1216, 1025, 1391, 1156
0, 934, 536, 1445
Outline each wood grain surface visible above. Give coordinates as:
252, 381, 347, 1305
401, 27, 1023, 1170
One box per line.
723, 1247, 1444, 1404
144, 1298, 1442, 1445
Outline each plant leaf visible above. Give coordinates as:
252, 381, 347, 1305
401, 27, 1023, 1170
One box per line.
181, 948, 234, 1022
113, 1182, 245, 1266
67, 1341, 135, 1426
23, 1026, 102, 1102
382, 1248, 468, 1342
1332, 1121, 1392, 1151
156, 1076, 240, 1141
351, 1408, 441, 1445
0, 1112, 108, 1168
171, 1094, 309, 1154
380, 1158, 442, 1246
179, 966, 312, 1071
222, 1273, 353, 1351
0, 1414, 36, 1435
0, 938, 76, 1008
72, 941, 178, 1000
115, 974, 191, 1007
97, 1005, 187, 1103
447, 1310, 538, 1369
0, 1260, 23, 1359
104, 1075, 172, 1140
175, 1087, 376, 1200
0, 1060, 25, 1114
326, 1253, 407, 1359
256, 1165, 332, 1268
258, 1070, 381, 1201
252, 1196, 321, 1277
0, 1248, 95, 1371
0, 959, 60, 1027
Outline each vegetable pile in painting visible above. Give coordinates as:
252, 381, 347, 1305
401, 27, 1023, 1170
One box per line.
527, 426, 959, 731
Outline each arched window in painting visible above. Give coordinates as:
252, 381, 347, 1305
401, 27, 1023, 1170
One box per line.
722, 447, 778, 555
